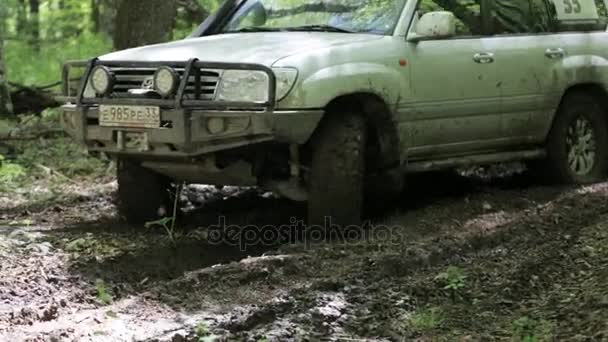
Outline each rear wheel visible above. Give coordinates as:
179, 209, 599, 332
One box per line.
545, 92, 608, 184
307, 113, 367, 228
117, 159, 174, 224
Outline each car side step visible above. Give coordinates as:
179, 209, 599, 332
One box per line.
404, 149, 546, 173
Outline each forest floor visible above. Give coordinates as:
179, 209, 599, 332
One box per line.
1, 120, 608, 341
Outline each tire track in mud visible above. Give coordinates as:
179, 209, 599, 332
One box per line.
162, 178, 607, 340
2, 170, 608, 340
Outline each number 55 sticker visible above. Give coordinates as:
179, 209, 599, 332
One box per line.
553, 0, 599, 20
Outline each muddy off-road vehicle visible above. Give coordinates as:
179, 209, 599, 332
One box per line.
61, 0, 608, 225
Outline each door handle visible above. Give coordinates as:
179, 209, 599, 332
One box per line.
473, 52, 495, 64
545, 48, 565, 59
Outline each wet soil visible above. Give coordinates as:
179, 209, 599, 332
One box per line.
1, 165, 607, 341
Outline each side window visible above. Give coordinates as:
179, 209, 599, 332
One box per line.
550, 0, 608, 32
415, 0, 484, 37
491, 0, 554, 35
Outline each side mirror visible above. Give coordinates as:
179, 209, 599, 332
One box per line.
249, 3, 268, 27
408, 11, 456, 42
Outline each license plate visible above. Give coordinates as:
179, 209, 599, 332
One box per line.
99, 105, 160, 128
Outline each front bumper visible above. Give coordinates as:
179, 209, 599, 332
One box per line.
61, 105, 323, 157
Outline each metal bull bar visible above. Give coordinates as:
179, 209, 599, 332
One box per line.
60, 58, 278, 112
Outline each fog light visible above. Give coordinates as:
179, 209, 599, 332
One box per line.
90, 66, 114, 95
207, 117, 226, 135
154, 67, 179, 97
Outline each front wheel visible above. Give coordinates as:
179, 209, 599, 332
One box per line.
117, 159, 174, 224
307, 113, 367, 228
545, 92, 608, 184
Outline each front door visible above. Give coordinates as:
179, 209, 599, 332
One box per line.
401, 0, 501, 160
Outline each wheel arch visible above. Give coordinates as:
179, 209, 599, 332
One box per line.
548, 83, 608, 140
314, 92, 401, 171
559, 83, 608, 110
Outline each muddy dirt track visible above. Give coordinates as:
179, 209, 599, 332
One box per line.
0, 166, 607, 341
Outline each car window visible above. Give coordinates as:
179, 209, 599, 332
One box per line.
223, 0, 409, 35
490, 0, 608, 35
551, 0, 608, 32
415, 0, 484, 37
492, 0, 554, 34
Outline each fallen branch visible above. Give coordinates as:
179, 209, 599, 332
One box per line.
8, 83, 61, 115
9, 80, 62, 91
35, 163, 77, 184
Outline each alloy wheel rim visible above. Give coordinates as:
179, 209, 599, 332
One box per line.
566, 116, 597, 176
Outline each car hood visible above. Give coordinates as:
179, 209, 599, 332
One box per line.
99, 32, 383, 66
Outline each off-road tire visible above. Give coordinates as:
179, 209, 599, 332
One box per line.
117, 159, 174, 224
308, 113, 367, 228
545, 92, 608, 184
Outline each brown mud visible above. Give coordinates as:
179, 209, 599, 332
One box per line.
0, 166, 607, 341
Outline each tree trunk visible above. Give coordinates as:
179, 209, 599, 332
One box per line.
0, 3, 13, 117
113, 0, 177, 50
91, 0, 101, 33
0, 39, 13, 118
16, 0, 28, 35
28, 0, 40, 51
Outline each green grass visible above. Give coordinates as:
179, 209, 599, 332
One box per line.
95, 279, 113, 305
408, 307, 443, 331
435, 266, 467, 291
0, 155, 26, 191
0, 111, 110, 198
511, 316, 554, 342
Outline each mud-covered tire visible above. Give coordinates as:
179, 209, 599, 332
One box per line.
545, 92, 608, 184
117, 159, 174, 224
308, 113, 367, 228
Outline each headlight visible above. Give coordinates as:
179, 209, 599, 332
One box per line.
273, 68, 298, 101
216, 70, 270, 103
154, 67, 179, 97
90, 66, 114, 95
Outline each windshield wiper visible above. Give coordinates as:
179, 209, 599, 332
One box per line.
226, 27, 285, 33
284, 25, 355, 33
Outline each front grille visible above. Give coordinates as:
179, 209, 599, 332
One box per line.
109, 67, 221, 100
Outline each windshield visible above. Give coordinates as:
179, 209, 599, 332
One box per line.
220, 0, 408, 35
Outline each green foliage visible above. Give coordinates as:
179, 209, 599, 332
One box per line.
145, 183, 184, 245
18, 136, 107, 177
195, 321, 209, 336
194, 321, 220, 342
512, 316, 554, 342
408, 307, 443, 331
65, 237, 95, 252
61, 232, 149, 262
0, 154, 25, 191
435, 266, 467, 291
174, 0, 222, 39
145, 216, 180, 245
4, 32, 111, 86
95, 279, 113, 305
2, 0, 219, 86
195, 321, 210, 337
3, 111, 108, 182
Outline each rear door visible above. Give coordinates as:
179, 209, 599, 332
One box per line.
483, 0, 561, 146
487, 0, 608, 146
